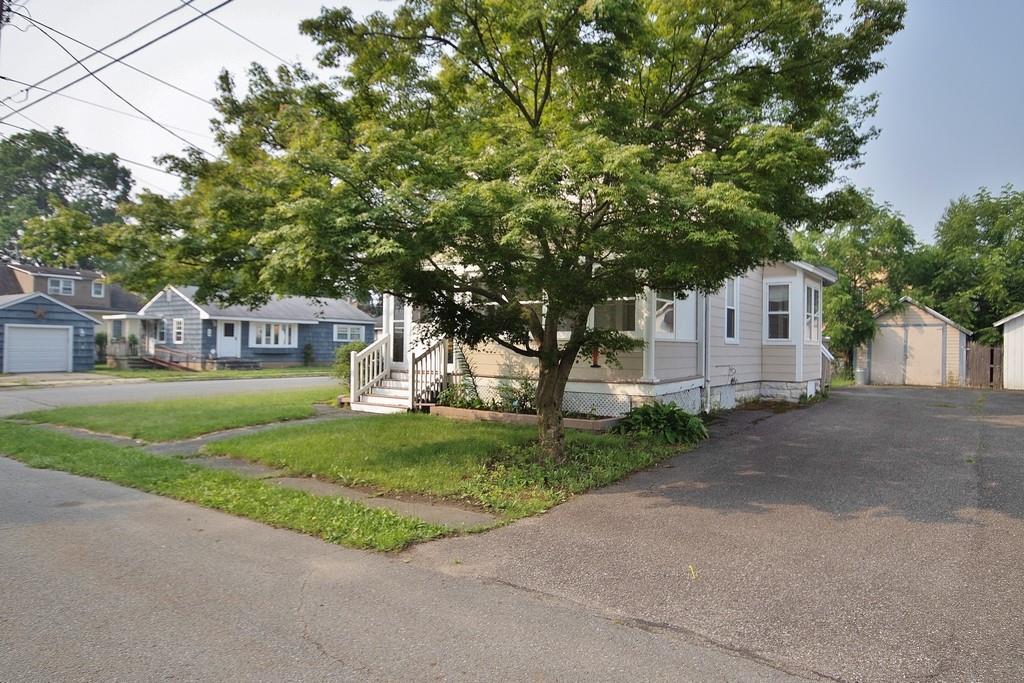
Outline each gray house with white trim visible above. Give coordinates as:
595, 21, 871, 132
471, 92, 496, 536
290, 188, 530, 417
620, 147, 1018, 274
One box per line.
113, 286, 375, 369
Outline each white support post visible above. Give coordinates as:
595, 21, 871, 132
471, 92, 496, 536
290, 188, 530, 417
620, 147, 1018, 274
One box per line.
641, 288, 657, 382
350, 351, 358, 405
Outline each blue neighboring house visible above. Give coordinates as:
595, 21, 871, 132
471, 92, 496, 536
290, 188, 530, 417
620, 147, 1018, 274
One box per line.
128, 285, 376, 369
0, 292, 99, 373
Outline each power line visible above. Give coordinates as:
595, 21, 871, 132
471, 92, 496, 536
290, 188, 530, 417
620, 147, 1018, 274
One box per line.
178, 0, 291, 67
0, 1, 199, 106
0, 75, 215, 140
9, 14, 216, 156
0, 0, 235, 123
8, 8, 211, 106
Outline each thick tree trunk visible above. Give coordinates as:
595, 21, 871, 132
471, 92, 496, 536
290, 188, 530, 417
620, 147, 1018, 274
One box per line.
536, 352, 575, 462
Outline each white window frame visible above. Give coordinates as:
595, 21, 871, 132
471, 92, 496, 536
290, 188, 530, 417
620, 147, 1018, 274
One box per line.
763, 280, 794, 344
48, 278, 74, 296
724, 278, 739, 344
91, 280, 104, 298
249, 321, 299, 349
172, 318, 185, 344
333, 324, 365, 343
654, 291, 698, 342
804, 284, 822, 342
156, 319, 166, 343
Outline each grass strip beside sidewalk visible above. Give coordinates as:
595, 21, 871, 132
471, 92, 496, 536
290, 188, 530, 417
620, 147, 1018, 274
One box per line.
0, 422, 446, 551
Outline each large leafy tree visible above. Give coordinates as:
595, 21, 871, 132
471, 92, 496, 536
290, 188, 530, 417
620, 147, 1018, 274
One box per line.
911, 186, 1024, 344
137, 0, 904, 458
0, 128, 132, 264
795, 194, 917, 361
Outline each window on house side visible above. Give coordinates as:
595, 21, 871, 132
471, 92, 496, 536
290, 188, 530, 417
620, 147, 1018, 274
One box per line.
172, 318, 185, 344
805, 286, 821, 342
91, 281, 104, 298
156, 320, 166, 343
48, 278, 74, 296
593, 298, 637, 333
251, 322, 298, 348
334, 325, 365, 343
725, 279, 738, 342
767, 284, 790, 340
655, 291, 675, 338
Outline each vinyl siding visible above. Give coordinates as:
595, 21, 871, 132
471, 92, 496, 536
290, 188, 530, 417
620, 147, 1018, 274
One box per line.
945, 328, 963, 385
762, 345, 796, 381
141, 290, 209, 358
237, 320, 374, 364
0, 297, 97, 371
654, 340, 699, 380
464, 343, 644, 383
707, 273, 764, 386
1004, 317, 1024, 390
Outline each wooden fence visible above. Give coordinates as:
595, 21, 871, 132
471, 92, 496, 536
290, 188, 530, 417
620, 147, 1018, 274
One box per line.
965, 343, 1003, 388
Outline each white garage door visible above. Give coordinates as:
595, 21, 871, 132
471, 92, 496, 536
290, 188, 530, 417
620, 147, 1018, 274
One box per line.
4, 325, 72, 373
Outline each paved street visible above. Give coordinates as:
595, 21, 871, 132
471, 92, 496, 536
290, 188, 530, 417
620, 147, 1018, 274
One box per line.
0, 375, 338, 417
2, 386, 1022, 680
409, 387, 1024, 681
0, 458, 790, 682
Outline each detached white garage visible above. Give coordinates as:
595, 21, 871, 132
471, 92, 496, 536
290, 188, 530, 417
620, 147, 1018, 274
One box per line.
0, 293, 99, 373
855, 297, 972, 387
995, 308, 1024, 391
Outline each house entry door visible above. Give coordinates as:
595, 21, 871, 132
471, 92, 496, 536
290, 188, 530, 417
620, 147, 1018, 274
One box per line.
217, 320, 242, 358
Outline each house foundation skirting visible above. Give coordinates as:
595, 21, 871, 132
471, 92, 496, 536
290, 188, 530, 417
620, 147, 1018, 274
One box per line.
468, 376, 820, 417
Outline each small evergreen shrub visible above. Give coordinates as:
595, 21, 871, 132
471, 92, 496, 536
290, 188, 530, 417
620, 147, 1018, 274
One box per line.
302, 343, 315, 366
615, 402, 709, 444
333, 341, 368, 380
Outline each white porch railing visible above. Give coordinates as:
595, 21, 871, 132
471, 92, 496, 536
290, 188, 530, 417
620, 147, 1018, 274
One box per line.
351, 334, 390, 405
410, 339, 448, 408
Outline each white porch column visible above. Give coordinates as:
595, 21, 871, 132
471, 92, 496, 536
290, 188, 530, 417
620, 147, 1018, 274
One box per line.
641, 288, 657, 382
382, 293, 394, 358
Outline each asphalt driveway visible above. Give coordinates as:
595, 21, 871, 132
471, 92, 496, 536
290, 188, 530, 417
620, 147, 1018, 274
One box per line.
0, 375, 338, 417
408, 387, 1024, 681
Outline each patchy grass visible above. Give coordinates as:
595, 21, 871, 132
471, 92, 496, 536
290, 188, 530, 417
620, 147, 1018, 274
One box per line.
92, 366, 334, 381
0, 422, 446, 551
829, 373, 855, 388
205, 413, 679, 519
18, 387, 340, 442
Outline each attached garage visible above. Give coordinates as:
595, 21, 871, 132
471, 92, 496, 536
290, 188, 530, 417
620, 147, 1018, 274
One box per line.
0, 293, 98, 373
855, 297, 971, 387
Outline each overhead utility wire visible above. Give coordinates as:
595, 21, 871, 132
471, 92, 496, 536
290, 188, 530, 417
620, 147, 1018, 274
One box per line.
177, 0, 291, 66
14, 16, 215, 156
6, 8, 211, 106
0, 75, 214, 140
0, 0, 235, 123
0, 1, 199, 105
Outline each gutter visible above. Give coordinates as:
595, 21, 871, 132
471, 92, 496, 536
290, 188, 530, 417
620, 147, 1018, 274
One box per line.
702, 294, 711, 413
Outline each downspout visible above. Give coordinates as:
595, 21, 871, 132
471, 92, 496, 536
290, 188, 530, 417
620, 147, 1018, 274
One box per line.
702, 294, 711, 413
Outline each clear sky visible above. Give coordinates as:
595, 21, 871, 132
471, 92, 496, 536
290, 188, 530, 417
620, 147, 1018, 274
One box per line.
1, 1, 1020, 242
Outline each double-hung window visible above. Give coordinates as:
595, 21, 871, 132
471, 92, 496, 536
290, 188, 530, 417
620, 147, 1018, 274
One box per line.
91, 281, 104, 298
805, 285, 821, 342
156, 320, 166, 343
724, 278, 739, 343
654, 291, 697, 341
766, 284, 791, 341
655, 291, 675, 338
251, 322, 298, 348
333, 324, 365, 343
48, 278, 74, 295
172, 318, 185, 344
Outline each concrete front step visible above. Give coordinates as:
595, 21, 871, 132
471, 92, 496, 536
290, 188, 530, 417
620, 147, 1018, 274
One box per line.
351, 401, 406, 415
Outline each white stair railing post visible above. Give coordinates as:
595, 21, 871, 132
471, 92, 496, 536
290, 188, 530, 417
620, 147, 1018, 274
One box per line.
350, 350, 358, 405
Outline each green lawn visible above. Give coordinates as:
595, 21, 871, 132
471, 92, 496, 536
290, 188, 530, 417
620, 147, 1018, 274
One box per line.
18, 387, 341, 441
205, 413, 677, 519
0, 422, 445, 551
93, 366, 335, 381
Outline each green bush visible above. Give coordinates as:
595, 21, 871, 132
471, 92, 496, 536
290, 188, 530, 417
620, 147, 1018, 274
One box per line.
494, 377, 536, 414
333, 341, 368, 380
615, 402, 708, 445
436, 382, 485, 409
302, 343, 315, 366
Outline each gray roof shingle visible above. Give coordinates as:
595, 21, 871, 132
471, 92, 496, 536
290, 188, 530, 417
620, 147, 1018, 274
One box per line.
174, 286, 373, 323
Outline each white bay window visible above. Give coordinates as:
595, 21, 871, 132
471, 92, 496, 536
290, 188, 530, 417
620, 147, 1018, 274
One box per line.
766, 283, 791, 341
805, 285, 821, 342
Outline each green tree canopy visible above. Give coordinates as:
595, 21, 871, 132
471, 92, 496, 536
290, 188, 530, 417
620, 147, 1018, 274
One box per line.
131, 0, 904, 458
911, 186, 1024, 344
0, 127, 132, 264
795, 193, 917, 360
